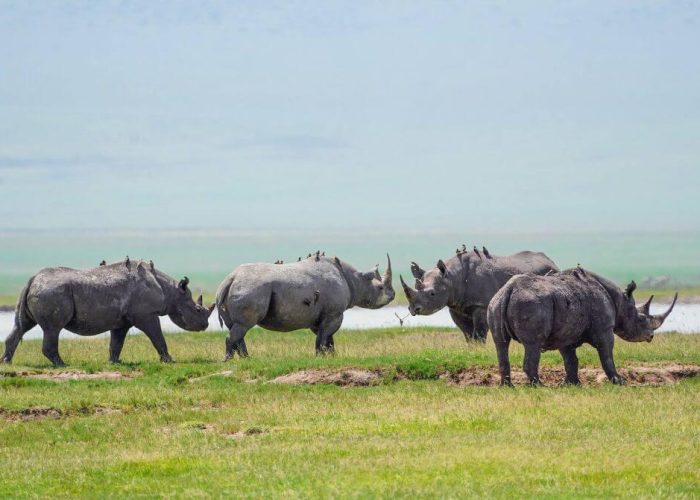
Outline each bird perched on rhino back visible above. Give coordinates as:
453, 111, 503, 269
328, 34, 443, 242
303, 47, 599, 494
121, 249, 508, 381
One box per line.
1, 259, 215, 366
215, 254, 394, 358
487, 269, 678, 386
401, 247, 558, 342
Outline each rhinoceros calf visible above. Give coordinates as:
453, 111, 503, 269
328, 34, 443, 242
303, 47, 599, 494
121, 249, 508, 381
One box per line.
216, 254, 394, 358
487, 268, 677, 386
1, 259, 214, 366
401, 247, 558, 341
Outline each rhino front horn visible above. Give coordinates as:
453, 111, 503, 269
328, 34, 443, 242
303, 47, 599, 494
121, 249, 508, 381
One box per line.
650, 293, 678, 330
400, 275, 415, 299
383, 254, 392, 285
197, 294, 203, 306
207, 303, 216, 315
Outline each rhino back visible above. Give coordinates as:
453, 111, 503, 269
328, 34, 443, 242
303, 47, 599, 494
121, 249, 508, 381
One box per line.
494, 273, 606, 350
220, 260, 350, 331
27, 263, 166, 335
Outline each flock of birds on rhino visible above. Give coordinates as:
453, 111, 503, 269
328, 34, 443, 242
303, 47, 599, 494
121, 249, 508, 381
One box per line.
1, 245, 678, 386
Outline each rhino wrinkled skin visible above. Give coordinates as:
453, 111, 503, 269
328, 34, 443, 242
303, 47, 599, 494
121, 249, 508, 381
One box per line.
487, 268, 678, 386
401, 249, 558, 341
216, 254, 394, 358
1, 259, 214, 366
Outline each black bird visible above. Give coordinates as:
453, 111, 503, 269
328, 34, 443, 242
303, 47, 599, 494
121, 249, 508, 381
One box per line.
315, 251, 320, 261
298, 257, 301, 262
149, 260, 155, 270
473, 246, 482, 259
125, 256, 130, 268
462, 244, 467, 253
99, 260, 106, 266
482, 247, 491, 259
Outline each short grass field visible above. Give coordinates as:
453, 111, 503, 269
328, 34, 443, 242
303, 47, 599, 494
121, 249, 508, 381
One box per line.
1, 327, 699, 498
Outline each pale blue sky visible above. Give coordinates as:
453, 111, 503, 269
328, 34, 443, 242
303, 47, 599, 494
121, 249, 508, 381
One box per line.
0, 1, 698, 232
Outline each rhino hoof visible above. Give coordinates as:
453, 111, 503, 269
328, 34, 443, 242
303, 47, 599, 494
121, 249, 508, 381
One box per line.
610, 375, 626, 386
564, 378, 581, 386
0, 356, 11, 364
160, 355, 174, 363
499, 378, 513, 388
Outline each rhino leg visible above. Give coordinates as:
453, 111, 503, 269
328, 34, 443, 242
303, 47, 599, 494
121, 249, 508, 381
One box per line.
132, 315, 173, 363
41, 328, 65, 367
471, 308, 488, 342
494, 337, 512, 386
109, 326, 131, 363
560, 345, 581, 385
595, 336, 625, 385
225, 324, 250, 360
522, 343, 542, 385
313, 315, 343, 355
449, 309, 475, 342
1, 319, 37, 363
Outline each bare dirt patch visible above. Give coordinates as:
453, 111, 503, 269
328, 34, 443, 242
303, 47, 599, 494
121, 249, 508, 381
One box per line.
270, 364, 700, 387
445, 364, 700, 387
0, 370, 132, 381
188, 370, 234, 383
271, 368, 382, 386
0, 404, 121, 421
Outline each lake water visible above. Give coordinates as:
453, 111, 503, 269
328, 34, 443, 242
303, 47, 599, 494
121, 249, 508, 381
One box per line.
1, 229, 699, 298
2, 303, 698, 342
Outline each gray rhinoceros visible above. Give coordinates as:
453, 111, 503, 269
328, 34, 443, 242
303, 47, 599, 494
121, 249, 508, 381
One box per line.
216, 253, 394, 358
400, 247, 558, 341
1, 258, 215, 366
487, 268, 678, 386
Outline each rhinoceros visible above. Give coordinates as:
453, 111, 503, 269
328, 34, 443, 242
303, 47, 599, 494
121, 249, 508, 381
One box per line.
400, 247, 558, 341
216, 253, 394, 358
1, 259, 215, 366
487, 268, 678, 386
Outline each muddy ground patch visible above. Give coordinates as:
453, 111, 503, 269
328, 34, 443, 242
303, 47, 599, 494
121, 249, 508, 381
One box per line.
0, 370, 133, 381
270, 364, 700, 387
0, 405, 121, 422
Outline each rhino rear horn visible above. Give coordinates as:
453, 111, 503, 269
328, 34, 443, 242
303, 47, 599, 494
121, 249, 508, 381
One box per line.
650, 293, 678, 330
410, 261, 425, 280
197, 294, 203, 306
638, 295, 654, 315
415, 279, 425, 291
400, 275, 415, 299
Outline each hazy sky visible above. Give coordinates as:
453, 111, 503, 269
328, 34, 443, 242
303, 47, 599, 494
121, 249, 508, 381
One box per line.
0, 1, 698, 232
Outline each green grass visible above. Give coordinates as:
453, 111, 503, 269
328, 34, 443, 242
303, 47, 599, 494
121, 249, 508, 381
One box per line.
1, 328, 699, 498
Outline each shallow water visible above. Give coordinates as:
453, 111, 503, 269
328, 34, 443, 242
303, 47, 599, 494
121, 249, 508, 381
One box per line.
1, 303, 698, 343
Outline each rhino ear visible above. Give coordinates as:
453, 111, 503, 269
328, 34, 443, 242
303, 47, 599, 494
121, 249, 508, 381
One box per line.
179, 276, 190, 292
625, 280, 636, 298
437, 260, 447, 275
410, 262, 425, 280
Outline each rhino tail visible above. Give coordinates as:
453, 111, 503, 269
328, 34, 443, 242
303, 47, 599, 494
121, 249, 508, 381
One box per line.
487, 284, 515, 343
14, 276, 36, 333
215, 278, 234, 329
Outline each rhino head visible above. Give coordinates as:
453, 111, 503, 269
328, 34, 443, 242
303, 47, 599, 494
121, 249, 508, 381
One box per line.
401, 259, 450, 316
168, 277, 216, 331
354, 254, 395, 309
616, 281, 678, 342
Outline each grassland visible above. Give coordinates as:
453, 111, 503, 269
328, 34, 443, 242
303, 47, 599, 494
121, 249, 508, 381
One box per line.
1, 327, 699, 498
